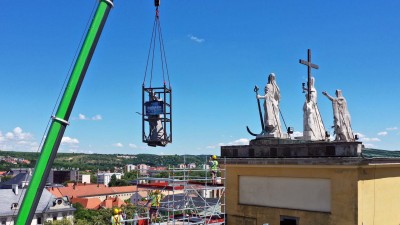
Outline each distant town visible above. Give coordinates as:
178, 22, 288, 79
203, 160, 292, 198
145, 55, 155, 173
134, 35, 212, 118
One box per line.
0, 150, 223, 225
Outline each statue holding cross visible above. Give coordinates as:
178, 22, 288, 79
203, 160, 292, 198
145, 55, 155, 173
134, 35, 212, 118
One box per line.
299, 49, 327, 141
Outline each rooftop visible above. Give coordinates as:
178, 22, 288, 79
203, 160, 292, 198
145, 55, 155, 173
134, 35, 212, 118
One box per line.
47, 183, 139, 199
362, 148, 400, 158
0, 172, 30, 189
0, 188, 75, 217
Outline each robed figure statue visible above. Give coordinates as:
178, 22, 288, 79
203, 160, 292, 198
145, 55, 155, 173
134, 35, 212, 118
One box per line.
302, 76, 326, 141
257, 73, 283, 138
323, 90, 354, 141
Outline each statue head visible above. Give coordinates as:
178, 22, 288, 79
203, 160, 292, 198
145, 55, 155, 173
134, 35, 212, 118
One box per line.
335, 89, 343, 98
268, 73, 276, 83
310, 77, 315, 87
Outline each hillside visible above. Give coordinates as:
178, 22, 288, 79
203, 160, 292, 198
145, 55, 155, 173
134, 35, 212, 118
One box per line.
0, 151, 210, 171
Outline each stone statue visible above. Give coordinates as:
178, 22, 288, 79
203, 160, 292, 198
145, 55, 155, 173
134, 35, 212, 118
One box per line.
322, 90, 354, 141
302, 77, 326, 141
148, 91, 166, 146
257, 73, 283, 137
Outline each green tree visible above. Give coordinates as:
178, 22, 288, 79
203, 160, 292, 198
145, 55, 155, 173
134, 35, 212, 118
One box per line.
73, 202, 112, 225
108, 174, 117, 187
91, 174, 97, 184
108, 174, 130, 187
121, 204, 138, 220
154, 171, 169, 178
74, 219, 93, 225
122, 171, 138, 180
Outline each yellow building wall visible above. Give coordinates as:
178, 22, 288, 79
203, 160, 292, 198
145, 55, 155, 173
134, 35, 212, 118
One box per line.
226, 164, 359, 225
357, 166, 400, 225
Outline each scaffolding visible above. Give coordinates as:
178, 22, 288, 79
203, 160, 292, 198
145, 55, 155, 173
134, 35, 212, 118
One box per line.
126, 160, 226, 225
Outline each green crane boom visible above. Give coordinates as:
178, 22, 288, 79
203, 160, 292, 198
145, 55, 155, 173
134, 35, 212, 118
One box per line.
16, 0, 114, 224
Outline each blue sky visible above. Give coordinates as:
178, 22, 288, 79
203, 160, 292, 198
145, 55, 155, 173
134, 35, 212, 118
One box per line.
1, 0, 399, 155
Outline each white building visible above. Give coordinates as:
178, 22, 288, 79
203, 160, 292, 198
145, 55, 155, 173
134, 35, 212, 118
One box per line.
187, 163, 196, 169
137, 164, 149, 175
0, 186, 75, 225
97, 173, 122, 186
202, 164, 210, 170
78, 174, 91, 184
125, 164, 137, 172
178, 164, 186, 169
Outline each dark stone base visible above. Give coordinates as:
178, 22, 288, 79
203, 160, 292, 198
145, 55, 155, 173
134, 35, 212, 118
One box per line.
221, 138, 363, 158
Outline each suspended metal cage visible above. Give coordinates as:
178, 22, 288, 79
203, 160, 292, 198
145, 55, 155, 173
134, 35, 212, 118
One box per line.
141, 0, 173, 147
142, 85, 172, 147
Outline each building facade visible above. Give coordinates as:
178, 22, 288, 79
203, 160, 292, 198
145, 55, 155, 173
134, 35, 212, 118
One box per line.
78, 174, 91, 184
96, 173, 122, 186
137, 164, 149, 175
0, 187, 75, 225
9, 168, 79, 185
125, 164, 137, 172
223, 143, 400, 225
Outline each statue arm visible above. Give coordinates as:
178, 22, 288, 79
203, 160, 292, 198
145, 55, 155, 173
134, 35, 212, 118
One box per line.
322, 91, 334, 101
257, 94, 266, 99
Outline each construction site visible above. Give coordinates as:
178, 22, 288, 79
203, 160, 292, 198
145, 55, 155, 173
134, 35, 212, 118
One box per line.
122, 164, 226, 225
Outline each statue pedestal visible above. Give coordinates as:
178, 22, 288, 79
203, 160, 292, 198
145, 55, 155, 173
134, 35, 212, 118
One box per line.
221, 138, 362, 158
256, 133, 289, 139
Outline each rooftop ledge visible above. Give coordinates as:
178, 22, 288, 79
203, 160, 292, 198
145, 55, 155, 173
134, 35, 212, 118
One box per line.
220, 138, 400, 166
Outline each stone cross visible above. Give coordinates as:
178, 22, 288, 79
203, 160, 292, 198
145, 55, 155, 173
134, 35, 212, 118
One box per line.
299, 49, 319, 102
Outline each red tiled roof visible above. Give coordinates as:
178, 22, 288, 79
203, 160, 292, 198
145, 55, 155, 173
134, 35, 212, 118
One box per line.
101, 196, 126, 209
47, 184, 138, 199
137, 182, 184, 190
71, 196, 126, 209
71, 197, 102, 210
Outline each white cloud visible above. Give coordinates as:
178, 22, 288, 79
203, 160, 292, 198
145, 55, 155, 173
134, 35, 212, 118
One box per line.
92, 115, 102, 120
188, 34, 205, 43
77, 113, 102, 121
113, 143, 123, 148
363, 143, 375, 148
14, 127, 22, 135
129, 143, 137, 148
61, 137, 79, 145
386, 127, 398, 131
354, 132, 365, 138
0, 127, 37, 151
78, 114, 87, 120
218, 138, 250, 146
5, 127, 33, 141
361, 137, 381, 142
6, 132, 14, 139
292, 131, 303, 137
377, 131, 388, 136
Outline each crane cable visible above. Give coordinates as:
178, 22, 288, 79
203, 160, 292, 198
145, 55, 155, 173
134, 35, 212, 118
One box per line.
143, 3, 171, 88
